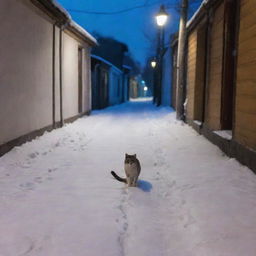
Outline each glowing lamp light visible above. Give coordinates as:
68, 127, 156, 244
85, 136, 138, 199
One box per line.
144, 86, 148, 91
151, 60, 157, 68
155, 5, 168, 27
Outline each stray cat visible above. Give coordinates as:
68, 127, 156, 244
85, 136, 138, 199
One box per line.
111, 153, 141, 187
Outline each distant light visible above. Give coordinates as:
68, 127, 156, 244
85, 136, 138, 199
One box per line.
151, 60, 157, 68
142, 80, 145, 84
144, 86, 148, 91
156, 5, 168, 27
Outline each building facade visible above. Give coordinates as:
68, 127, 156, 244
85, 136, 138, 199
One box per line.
0, 0, 96, 155
91, 55, 130, 109
172, 0, 256, 172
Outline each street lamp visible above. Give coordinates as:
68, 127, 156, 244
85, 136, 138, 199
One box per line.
154, 5, 169, 106
151, 59, 157, 68
144, 86, 148, 97
155, 5, 168, 27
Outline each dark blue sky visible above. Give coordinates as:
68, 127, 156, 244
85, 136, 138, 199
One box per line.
58, 0, 200, 67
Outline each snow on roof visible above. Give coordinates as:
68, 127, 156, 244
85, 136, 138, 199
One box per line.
50, 0, 71, 19
69, 21, 97, 45
91, 54, 123, 73
123, 65, 132, 70
49, 0, 97, 45
186, 0, 209, 28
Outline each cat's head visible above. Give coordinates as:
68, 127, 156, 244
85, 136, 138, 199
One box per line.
125, 153, 137, 163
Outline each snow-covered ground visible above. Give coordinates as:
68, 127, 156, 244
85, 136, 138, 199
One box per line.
1, 98, 256, 256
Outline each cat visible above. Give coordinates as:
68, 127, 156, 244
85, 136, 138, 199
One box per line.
111, 153, 141, 187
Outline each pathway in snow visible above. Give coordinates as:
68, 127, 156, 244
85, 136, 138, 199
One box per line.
1, 98, 256, 256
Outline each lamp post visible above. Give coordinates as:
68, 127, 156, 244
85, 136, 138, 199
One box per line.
144, 86, 148, 97
176, 0, 188, 120
155, 5, 168, 106
150, 58, 157, 103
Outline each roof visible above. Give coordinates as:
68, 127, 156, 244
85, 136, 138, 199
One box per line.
122, 65, 132, 70
186, 0, 209, 28
91, 54, 123, 74
68, 21, 97, 46
186, 0, 221, 31
32, 0, 97, 46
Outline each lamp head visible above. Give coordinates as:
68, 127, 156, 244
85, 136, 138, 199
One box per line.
156, 5, 168, 26
151, 60, 157, 68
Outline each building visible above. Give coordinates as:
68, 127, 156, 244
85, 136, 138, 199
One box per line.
91, 55, 130, 109
91, 56, 110, 110
172, 0, 256, 173
92, 37, 128, 70
0, 0, 96, 156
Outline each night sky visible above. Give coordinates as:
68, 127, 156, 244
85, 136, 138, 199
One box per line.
58, 0, 201, 67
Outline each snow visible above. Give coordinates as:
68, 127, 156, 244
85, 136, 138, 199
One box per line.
91, 54, 123, 73
50, 0, 97, 45
214, 130, 233, 140
50, 0, 71, 19
69, 20, 97, 45
187, 0, 209, 28
1, 98, 256, 256
194, 120, 202, 126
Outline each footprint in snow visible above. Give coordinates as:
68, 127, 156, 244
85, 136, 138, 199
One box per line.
34, 177, 43, 183
48, 168, 58, 173
19, 182, 35, 191
28, 152, 39, 159
123, 222, 128, 231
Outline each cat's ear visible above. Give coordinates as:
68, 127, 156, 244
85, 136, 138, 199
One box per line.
134, 154, 136, 158
125, 153, 128, 157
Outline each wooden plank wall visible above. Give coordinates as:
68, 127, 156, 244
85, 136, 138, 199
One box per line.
194, 25, 206, 121
205, 2, 224, 130
186, 31, 197, 120
235, 0, 256, 150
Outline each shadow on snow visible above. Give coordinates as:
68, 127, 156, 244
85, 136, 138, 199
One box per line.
137, 179, 153, 192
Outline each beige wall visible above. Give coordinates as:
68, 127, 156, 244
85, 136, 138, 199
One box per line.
54, 26, 61, 123
62, 31, 91, 120
0, 0, 53, 144
0, 0, 92, 147
83, 47, 92, 113
235, 0, 256, 150
62, 32, 80, 119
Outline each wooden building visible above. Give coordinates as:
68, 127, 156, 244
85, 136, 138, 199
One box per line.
172, 0, 256, 172
0, 0, 96, 156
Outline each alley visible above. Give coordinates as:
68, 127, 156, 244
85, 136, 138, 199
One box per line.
0, 99, 256, 256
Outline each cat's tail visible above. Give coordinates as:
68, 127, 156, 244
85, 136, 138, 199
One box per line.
111, 171, 127, 183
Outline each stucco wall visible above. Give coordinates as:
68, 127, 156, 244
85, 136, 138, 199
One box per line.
62, 32, 80, 119
62, 31, 91, 119
0, 0, 53, 144
83, 47, 91, 113
0, 0, 92, 149
54, 26, 61, 123
109, 68, 123, 106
